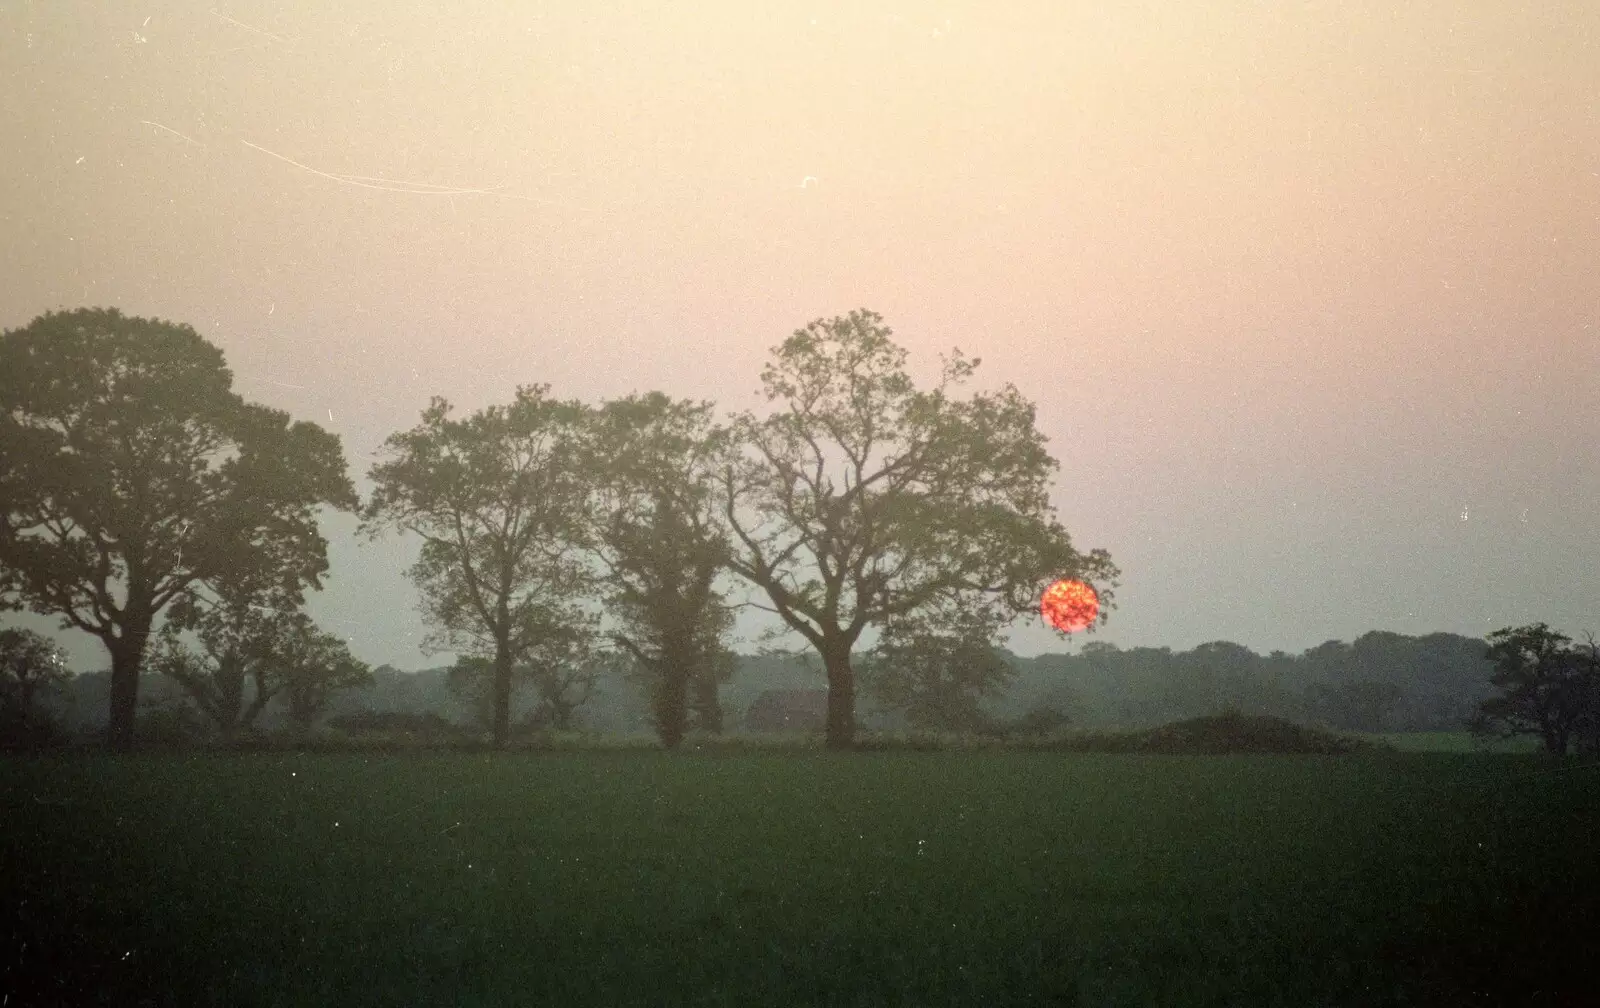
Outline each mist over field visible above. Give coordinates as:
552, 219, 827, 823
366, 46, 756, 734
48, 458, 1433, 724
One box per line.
5, 3, 1599, 1005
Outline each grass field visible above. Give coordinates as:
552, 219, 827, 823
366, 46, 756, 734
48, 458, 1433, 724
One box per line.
4, 751, 1597, 1007
1363, 732, 1543, 753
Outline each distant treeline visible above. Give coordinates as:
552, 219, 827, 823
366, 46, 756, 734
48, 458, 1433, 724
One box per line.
1004, 631, 1494, 733
40, 629, 1493, 739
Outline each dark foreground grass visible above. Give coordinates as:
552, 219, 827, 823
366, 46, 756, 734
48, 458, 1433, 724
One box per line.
3, 752, 1597, 1007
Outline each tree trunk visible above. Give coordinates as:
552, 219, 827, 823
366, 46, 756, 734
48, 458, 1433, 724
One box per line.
288, 687, 318, 740
652, 633, 693, 748
217, 666, 244, 733
691, 665, 723, 734
16, 678, 39, 721
656, 665, 689, 749
491, 645, 513, 749
241, 676, 273, 734
821, 640, 856, 750
105, 618, 153, 750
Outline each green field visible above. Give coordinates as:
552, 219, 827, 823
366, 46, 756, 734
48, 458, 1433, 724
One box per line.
1363, 732, 1543, 753
4, 752, 1596, 1007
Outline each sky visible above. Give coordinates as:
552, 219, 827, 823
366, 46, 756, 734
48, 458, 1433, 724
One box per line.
3, 0, 1597, 672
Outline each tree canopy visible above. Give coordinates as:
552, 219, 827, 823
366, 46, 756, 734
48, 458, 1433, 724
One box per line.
362, 385, 593, 748
861, 600, 1015, 733
584, 393, 735, 747
0, 308, 355, 747
1472, 623, 1600, 755
721, 310, 1117, 747
273, 614, 374, 735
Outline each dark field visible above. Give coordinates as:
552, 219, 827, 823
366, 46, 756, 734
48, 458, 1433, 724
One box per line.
4, 752, 1597, 1006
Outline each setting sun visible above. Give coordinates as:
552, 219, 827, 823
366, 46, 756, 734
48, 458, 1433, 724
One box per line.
1041, 578, 1099, 633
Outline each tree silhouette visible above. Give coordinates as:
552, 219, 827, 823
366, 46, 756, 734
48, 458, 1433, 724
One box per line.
272, 613, 373, 736
363, 387, 592, 748
448, 641, 604, 735
862, 600, 1014, 732
1472, 623, 1599, 755
147, 558, 313, 739
0, 308, 355, 747
721, 310, 1116, 747
584, 393, 734, 748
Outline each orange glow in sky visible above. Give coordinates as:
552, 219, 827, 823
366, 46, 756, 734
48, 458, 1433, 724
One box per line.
2, 0, 1597, 667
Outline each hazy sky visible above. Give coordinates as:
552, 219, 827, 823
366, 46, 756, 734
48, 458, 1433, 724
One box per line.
4, 1, 1597, 670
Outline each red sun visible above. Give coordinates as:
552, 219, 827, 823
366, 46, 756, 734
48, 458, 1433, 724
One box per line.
1041, 579, 1099, 633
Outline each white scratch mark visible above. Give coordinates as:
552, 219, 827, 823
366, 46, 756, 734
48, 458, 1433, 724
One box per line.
140, 121, 204, 146
239, 140, 606, 211
798, 176, 818, 189
240, 140, 505, 196
211, 9, 283, 42
238, 140, 606, 211
328, 409, 335, 422
267, 301, 275, 315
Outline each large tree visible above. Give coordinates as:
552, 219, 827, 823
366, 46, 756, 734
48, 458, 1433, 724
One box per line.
0, 308, 356, 748
721, 310, 1117, 748
584, 393, 735, 748
363, 386, 593, 748
1471, 623, 1599, 756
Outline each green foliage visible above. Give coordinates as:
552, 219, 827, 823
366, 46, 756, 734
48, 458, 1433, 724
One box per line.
0, 627, 72, 747
1006, 685, 1083, 736
147, 565, 301, 738
584, 392, 735, 747
848, 712, 1367, 754
272, 615, 374, 734
1308, 678, 1408, 732
447, 637, 604, 734
724, 310, 1117, 747
1135, 710, 1370, 754
0, 307, 355, 747
131, 698, 213, 746
861, 601, 1015, 732
363, 386, 594, 747
445, 654, 501, 730
1005, 632, 1497, 731
326, 709, 463, 742
1472, 623, 1600, 755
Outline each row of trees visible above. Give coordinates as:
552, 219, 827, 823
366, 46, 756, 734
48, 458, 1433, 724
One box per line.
17, 620, 1595, 753
1, 307, 1115, 749
999, 631, 1505, 734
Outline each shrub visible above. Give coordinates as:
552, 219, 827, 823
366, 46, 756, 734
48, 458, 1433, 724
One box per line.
1138, 710, 1369, 753
326, 709, 463, 740
133, 700, 213, 746
1000, 704, 1075, 738
1007, 710, 1370, 754
0, 708, 69, 750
